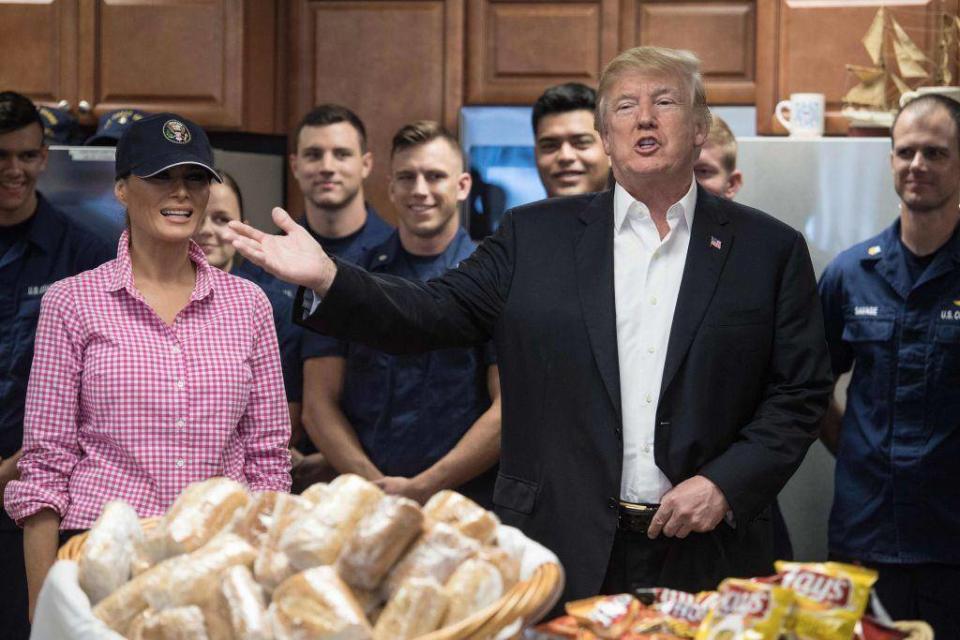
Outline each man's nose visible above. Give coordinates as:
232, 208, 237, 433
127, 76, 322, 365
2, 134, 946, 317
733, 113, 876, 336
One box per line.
909, 151, 926, 171
636, 101, 656, 128
412, 174, 429, 195
557, 142, 576, 162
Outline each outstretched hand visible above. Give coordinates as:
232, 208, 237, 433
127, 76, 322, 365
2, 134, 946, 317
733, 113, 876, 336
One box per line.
227, 207, 337, 294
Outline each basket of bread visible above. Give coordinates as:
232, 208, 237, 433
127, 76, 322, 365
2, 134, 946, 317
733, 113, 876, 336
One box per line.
42, 474, 564, 640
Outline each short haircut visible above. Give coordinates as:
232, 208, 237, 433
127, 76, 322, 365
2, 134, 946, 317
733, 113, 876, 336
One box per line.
706, 114, 737, 173
892, 94, 960, 150
215, 168, 245, 221
532, 83, 597, 135
0, 91, 44, 136
390, 120, 465, 169
293, 104, 367, 152
595, 46, 710, 133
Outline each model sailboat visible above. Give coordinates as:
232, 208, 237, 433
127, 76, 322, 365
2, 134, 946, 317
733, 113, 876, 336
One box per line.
841, 7, 938, 128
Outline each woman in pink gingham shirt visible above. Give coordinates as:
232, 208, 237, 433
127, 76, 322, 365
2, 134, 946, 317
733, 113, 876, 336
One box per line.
4, 113, 291, 615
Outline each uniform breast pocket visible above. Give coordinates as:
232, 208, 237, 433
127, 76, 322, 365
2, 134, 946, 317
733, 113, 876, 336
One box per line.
934, 323, 960, 384
842, 318, 895, 343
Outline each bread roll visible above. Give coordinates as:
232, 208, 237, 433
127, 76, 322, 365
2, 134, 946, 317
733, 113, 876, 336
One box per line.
269, 566, 372, 640
78, 500, 143, 604
228, 491, 280, 548
476, 545, 520, 590
442, 558, 504, 626
134, 478, 250, 572
300, 482, 332, 504
94, 554, 192, 634
382, 522, 479, 600
373, 577, 448, 640
423, 490, 499, 544
254, 494, 311, 592
279, 474, 383, 571
336, 495, 423, 590
219, 565, 272, 640
128, 605, 210, 640
141, 533, 256, 612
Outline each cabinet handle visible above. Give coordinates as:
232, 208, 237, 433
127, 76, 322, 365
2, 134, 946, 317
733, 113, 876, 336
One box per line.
78, 100, 92, 114
56, 99, 71, 111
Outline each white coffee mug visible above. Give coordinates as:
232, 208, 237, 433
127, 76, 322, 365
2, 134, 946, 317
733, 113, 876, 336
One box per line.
899, 86, 960, 108
775, 93, 826, 137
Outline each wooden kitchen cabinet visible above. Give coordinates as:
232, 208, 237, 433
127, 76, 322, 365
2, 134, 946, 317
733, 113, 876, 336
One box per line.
0, 0, 280, 132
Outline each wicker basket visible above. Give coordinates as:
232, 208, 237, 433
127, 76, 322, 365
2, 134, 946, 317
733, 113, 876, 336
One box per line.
58, 520, 564, 640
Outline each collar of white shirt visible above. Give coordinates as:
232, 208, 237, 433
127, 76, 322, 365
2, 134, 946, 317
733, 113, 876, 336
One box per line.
612, 177, 698, 236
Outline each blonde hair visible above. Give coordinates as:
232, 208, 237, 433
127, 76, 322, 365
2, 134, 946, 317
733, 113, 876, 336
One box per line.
595, 46, 710, 132
706, 114, 737, 173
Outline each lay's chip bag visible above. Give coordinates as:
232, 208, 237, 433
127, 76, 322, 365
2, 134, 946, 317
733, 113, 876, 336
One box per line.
695, 578, 793, 640
775, 560, 878, 640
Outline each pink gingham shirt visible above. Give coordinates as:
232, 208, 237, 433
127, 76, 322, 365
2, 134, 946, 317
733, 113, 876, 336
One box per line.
4, 231, 291, 529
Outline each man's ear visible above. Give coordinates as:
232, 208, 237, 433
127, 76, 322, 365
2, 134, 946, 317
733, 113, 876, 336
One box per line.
288, 153, 299, 179
724, 170, 743, 199
456, 172, 472, 202
361, 152, 373, 180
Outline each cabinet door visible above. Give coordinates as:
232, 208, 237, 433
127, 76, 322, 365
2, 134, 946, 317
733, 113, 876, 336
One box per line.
466, 0, 621, 104
78, 0, 244, 128
0, 0, 79, 108
287, 0, 465, 222
620, 0, 757, 105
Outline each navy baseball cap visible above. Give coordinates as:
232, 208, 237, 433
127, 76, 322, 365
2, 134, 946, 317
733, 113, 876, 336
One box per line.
86, 109, 147, 146
115, 112, 221, 182
37, 105, 77, 144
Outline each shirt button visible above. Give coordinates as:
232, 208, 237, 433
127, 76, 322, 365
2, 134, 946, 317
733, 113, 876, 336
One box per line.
645, 393, 652, 403
642, 444, 652, 453
175, 419, 185, 429
647, 346, 655, 354
171, 345, 181, 355
650, 296, 658, 306
176, 379, 184, 389
175, 458, 185, 468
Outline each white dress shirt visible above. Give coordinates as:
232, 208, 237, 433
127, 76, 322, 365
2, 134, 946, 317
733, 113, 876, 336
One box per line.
613, 178, 697, 504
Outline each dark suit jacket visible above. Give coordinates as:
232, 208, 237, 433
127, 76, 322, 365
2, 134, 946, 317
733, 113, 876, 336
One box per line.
299, 187, 832, 602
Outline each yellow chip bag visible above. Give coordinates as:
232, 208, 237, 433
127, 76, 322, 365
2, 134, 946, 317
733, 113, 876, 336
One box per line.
646, 588, 717, 638
695, 578, 792, 640
775, 560, 878, 640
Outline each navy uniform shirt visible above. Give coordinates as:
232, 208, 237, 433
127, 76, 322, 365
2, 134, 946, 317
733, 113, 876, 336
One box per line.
309, 228, 497, 504
819, 219, 960, 564
0, 194, 115, 460
230, 264, 304, 403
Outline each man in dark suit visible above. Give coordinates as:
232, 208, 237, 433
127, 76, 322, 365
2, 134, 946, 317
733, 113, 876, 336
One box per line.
229, 46, 832, 603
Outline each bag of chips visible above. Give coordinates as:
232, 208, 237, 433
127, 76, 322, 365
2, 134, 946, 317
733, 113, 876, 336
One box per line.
566, 594, 642, 638
636, 588, 717, 638
775, 561, 878, 640
695, 578, 793, 640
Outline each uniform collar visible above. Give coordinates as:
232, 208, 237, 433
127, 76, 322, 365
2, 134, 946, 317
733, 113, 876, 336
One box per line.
25, 193, 66, 254
368, 226, 474, 272
865, 218, 960, 298
105, 229, 214, 302
612, 177, 697, 235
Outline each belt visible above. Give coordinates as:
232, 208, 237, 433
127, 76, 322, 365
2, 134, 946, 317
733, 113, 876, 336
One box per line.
617, 501, 660, 533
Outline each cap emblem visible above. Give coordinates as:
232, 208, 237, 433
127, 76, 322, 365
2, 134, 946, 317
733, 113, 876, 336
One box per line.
162, 119, 192, 144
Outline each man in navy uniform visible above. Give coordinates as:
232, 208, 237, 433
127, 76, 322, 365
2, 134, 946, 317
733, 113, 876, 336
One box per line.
302, 121, 500, 506
819, 94, 960, 638
0, 91, 114, 637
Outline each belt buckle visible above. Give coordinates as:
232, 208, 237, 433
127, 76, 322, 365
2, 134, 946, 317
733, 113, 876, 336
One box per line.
618, 501, 657, 533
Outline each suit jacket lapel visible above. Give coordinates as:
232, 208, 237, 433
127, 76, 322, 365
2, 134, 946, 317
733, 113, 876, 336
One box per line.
660, 188, 733, 402
575, 190, 622, 422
